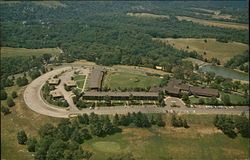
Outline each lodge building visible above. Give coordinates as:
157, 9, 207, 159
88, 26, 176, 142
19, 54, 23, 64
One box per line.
150, 79, 219, 97
82, 91, 159, 100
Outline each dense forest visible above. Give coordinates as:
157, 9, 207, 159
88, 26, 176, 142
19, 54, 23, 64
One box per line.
0, 1, 249, 87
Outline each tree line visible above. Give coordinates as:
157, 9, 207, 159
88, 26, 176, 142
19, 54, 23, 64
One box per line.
214, 114, 249, 138
16, 112, 166, 160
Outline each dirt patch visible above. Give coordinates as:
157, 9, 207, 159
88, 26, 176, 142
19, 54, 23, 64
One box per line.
222, 147, 247, 157
196, 127, 222, 135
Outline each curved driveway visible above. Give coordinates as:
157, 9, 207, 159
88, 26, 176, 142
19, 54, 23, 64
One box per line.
24, 67, 249, 118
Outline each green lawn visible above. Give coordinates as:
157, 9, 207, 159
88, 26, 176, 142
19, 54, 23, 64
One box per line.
103, 71, 161, 90
74, 75, 86, 89
82, 114, 249, 160
190, 92, 247, 105
1, 47, 62, 58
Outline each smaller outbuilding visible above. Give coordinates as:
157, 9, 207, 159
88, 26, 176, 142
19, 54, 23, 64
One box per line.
65, 80, 77, 87
48, 78, 60, 85
155, 66, 163, 70
49, 90, 63, 98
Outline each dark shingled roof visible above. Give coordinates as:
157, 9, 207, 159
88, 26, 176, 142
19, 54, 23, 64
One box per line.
190, 86, 219, 97
83, 92, 158, 97
88, 68, 106, 89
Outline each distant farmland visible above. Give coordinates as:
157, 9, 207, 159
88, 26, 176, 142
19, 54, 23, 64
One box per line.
127, 13, 169, 19
1, 47, 62, 57
176, 16, 248, 30
154, 38, 249, 64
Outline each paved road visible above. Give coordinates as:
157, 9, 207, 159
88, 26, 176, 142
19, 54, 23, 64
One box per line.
24, 67, 249, 118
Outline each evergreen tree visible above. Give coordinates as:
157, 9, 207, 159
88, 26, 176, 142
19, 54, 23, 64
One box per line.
17, 130, 28, 144
0, 90, 8, 100
27, 137, 37, 152
1, 105, 10, 115
11, 91, 17, 98
7, 97, 15, 107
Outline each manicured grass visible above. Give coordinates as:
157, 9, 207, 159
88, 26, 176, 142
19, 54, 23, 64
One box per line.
82, 114, 249, 160
155, 38, 249, 64
1, 47, 62, 57
74, 75, 86, 81
103, 71, 162, 90
74, 75, 86, 89
1, 85, 61, 160
92, 141, 121, 153
176, 16, 248, 30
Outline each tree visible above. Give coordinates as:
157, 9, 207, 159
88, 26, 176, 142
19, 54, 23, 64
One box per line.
155, 115, 166, 127
221, 94, 231, 105
183, 119, 189, 128
17, 130, 28, 144
77, 114, 89, 125
102, 116, 114, 135
46, 140, 67, 160
1, 105, 10, 115
38, 123, 57, 138
113, 114, 119, 126
11, 91, 17, 98
71, 129, 84, 144
27, 137, 37, 152
0, 90, 7, 100
16, 77, 28, 86
7, 97, 15, 107
199, 98, 205, 104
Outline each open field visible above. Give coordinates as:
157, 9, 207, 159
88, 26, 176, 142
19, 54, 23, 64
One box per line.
154, 38, 249, 64
114, 65, 169, 76
83, 114, 249, 160
1, 85, 61, 160
127, 12, 169, 19
102, 71, 162, 90
1, 47, 62, 57
183, 57, 208, 66
72, 60, 96, 65
32, 1, 67, 8
176, 16, 248, 30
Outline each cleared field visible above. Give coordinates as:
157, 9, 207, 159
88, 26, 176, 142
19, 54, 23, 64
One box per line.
1, 47, 62, 57
183, 57, 208, 66
176, 16, 248, 30
102, 71, 162, 90
127, 12, 169, 19
114, 65, 170, 75
32, 1, 67, 8
72, 60, 96, 65
1, 85, 61, 160
83, 114, 249, 160
154, 38, 249, 64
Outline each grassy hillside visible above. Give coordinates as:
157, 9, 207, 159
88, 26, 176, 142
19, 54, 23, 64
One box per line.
102, 71, 162, 90
154, 38, 249, 64
176, 16, 248, 30
1, 84, 248, 160
1, 85, 61, 160
1, 47, 62, 58
83, 114, 249, 160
